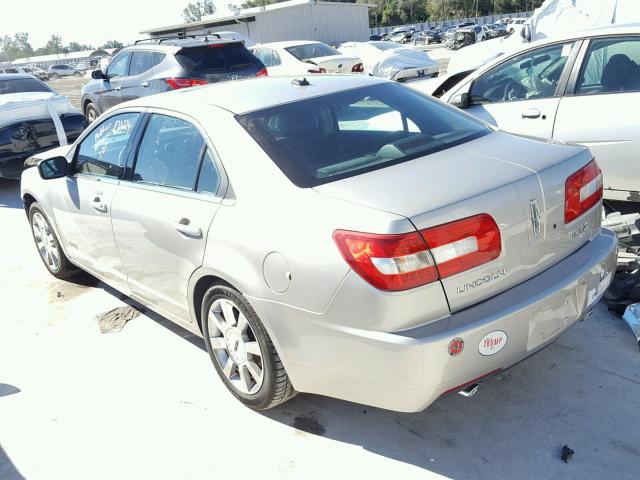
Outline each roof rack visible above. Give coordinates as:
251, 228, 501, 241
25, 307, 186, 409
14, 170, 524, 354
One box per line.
134, 33, 222, 45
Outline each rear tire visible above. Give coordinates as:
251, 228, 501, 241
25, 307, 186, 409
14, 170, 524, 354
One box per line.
74, 71, 81, 77
28, 202, 77, 279
50, 73, 58, 79
84, 102, 98, 123
201, 284, 296, 410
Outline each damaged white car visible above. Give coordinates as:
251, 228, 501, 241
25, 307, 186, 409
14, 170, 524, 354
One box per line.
338, 41, 438, 82
0, 74, 87, 180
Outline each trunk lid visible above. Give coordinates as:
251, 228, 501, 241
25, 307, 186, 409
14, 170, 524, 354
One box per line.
308, 55, 361, 73
314, 131, 600, 310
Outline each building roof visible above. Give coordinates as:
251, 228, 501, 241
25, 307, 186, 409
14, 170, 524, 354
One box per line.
12, 48, 109, 65
141, 0, 373, 35
120, 74, 387, 115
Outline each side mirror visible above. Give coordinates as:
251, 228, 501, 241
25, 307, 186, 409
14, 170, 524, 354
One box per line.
450, 92, 471, 108
38, 156, 68, 180
91, 69, 105, 80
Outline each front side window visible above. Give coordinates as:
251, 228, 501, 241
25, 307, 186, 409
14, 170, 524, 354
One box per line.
106, 52, 131, 78
577, 36, 640, 95
133, 114, 205, 190
237, 83, 489, 187
470, 42, 576, 104
76, 113, 140, 177
128, 51, 155, 76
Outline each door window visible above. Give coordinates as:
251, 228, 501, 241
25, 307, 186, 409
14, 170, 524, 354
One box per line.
196, 149, 221, 195
128, 51, 155, 76
469, 42, 577, 104
76, 113, 140, 177
133, 114, 205, 190
106, 52, 131, 78
576, 37, 640, 95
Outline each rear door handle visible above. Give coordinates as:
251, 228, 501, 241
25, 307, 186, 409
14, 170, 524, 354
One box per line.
141, 81, 150, 88
173, 218, 202, 238
522, 108, 541, 119
91, 196, 108, 213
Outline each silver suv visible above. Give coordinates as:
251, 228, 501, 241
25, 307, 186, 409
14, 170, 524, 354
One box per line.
49, 64, 84, 78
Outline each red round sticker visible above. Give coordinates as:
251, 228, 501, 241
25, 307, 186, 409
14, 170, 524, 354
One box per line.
448, 338, 464, 356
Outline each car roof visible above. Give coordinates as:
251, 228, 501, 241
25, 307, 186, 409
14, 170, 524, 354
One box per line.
122, 37, 243, 53
120, 75, 388, 115
522, 22, 640, 48
255, 40, 326, 49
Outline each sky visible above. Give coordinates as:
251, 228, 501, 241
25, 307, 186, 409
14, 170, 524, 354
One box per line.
0, 0, 241, 49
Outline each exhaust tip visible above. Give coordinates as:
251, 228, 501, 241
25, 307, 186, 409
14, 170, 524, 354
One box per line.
458, 383, 480, 398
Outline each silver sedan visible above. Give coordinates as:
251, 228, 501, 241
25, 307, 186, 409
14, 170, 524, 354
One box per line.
21, 75, 616, 412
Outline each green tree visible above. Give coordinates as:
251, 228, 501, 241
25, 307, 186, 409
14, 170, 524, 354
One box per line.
67, 42, 93, 52
44, 35, 64, 55
101, 40, 124, 50
182, 0, 216, 22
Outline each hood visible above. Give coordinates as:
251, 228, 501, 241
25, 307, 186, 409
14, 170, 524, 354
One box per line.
0, 93, 78, 129
0, 91, 57, 108
447, 34, 524, 74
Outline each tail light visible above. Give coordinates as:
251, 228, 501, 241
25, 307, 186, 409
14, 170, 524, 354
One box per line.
420, 214, 501, 279
307, 67, 326, 74
165, 77, 208, 89
333, 230, 437, 291
351, 63, 364, 73
564, 159, 603, 224
333, 214, 501, 291
256, 67, 268, 77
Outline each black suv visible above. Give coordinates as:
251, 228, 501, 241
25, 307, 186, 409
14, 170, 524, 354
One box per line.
81, 35, 266, 121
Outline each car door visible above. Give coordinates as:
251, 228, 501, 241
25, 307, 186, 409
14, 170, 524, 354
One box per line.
49, 112, 143, 290
452, 40, 580, 139
120, 50, 161, 102
110, 112, 223, 321
553, 35, 640, 200
95, 51, 132, 112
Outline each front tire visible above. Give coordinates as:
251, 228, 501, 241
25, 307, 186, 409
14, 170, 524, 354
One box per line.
29, 202, 76, 279
201, 284, 295, 410
74, 71, 81, 77
84, 102, 99, 123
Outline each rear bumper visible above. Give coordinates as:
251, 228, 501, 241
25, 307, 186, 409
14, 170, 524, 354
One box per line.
393, 65, 439, 81
249, 229, 617, 412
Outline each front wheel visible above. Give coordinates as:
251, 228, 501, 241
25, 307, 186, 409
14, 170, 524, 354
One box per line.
50, 73, 58, 79
29, 202, 77, 279
84, 102, 99, 123
74, 71, 81, 77
202, 284, 296, 410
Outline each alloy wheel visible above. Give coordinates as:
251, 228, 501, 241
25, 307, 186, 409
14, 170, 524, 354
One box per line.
207, 298, 264, 395
31, 212, 60, 271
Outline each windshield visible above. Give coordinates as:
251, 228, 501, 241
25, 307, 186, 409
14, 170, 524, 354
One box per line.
237, 83, 489, 187
0, 78, 51, 94
285, 43, 338, 61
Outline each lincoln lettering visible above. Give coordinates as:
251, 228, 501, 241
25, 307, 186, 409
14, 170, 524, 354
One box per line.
457, 269, 507, 294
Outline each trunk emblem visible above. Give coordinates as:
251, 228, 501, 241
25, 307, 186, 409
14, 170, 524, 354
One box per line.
530, 199, 541, 238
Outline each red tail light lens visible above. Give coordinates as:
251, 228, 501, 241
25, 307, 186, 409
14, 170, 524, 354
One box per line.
334, 214, 501, 291
333, 230, 438, 291
165, 77, 208, 89
419, 214, 502, 279
256, 67, 268, 77
307, 67, 327, 74
565, 159, 603, 224
351, 63, 364, 73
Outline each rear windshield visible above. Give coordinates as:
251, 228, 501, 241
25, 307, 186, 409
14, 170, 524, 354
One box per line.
0, 78, 51, 94
285, 43, 338, 61
175, 42, 261, 72
237, 83, 490, 187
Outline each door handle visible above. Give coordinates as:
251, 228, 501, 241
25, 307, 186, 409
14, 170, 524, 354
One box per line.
115, 85, 122, 91
141, 81, 150, 88
173, 218, 202, 238
522, 108, 541, 119
90, 196, 108, 213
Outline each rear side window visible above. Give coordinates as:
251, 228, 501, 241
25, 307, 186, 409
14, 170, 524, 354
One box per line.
237, 83, 489, 187
76, 113, 140, 177
577, 37, 640, 95
176, 43, 260, 72
0, 78, 51, 94
129, 51, 156, 76
133, 114, 205, 190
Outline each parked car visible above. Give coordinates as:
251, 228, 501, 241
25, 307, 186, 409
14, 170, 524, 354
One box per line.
250, 41, 363, 76
338, 41, 438, 81
409, 24, 640, 202
486, 23, 509, 39
48, 64, 84, 78
448, 25, 487, 50
81, 36, 267, 122
507, 18, 528, 33
0, 74, 86, 179
389, 27, 415, 44
21, 75, 616, 412
74, 62, 89, 71
412, 29, 443, 45
369, 34, 383, 41
0, 66, 48, 80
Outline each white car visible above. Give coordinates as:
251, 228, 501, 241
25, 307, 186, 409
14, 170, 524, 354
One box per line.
410, 23, 640, 202
507, 18, 528, 33
250, 41, 363, 75
338, 41, 438, 82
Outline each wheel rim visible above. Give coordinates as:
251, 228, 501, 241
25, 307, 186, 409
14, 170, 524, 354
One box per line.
31, 212, 60, 271
208, 298, 264, 395
87, 107, 96, 122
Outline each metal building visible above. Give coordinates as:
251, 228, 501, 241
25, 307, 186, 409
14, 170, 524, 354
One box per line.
141, 0, 372, 46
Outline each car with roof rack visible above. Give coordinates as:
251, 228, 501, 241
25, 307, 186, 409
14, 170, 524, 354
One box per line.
80, 34, 267, 122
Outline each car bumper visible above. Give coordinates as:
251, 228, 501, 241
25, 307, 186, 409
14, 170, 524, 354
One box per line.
249, 229, 617, 412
